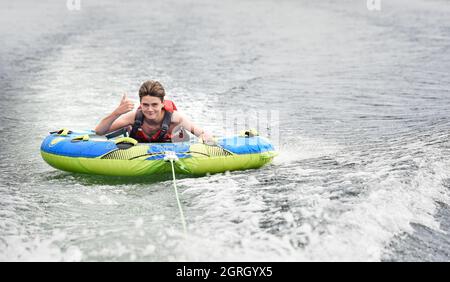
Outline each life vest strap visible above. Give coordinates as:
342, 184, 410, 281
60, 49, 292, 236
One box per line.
129, 100, 177, 143
130, 110, 144, 139
150, 111, 173, 142
130, 110, 173, 143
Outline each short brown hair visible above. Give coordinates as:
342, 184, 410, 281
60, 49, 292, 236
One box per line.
138, 80, 165, 101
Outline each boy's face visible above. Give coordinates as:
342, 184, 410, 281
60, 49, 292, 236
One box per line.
140, 96, 163, 120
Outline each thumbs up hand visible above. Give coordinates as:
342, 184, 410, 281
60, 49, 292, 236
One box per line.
113, 93, 135, 116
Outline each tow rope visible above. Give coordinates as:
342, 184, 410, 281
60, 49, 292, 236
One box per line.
164, 151, 187, 235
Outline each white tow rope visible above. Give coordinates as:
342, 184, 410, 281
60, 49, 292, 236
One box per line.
164, 151, 187, 235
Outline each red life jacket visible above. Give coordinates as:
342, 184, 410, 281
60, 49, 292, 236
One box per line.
130, 100, 177, 143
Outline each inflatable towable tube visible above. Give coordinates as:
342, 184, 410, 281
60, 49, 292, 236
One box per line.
40, 129, 277, 176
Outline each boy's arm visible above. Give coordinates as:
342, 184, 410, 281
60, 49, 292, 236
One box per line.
95, 94, 135, 135
172, 111, 213, 142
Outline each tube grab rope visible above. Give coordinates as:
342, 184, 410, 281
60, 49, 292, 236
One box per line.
71, 134, 90, 142
114, 137, 138, 145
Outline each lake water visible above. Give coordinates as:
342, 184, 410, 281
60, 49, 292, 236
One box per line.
1, 0, 449, 261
